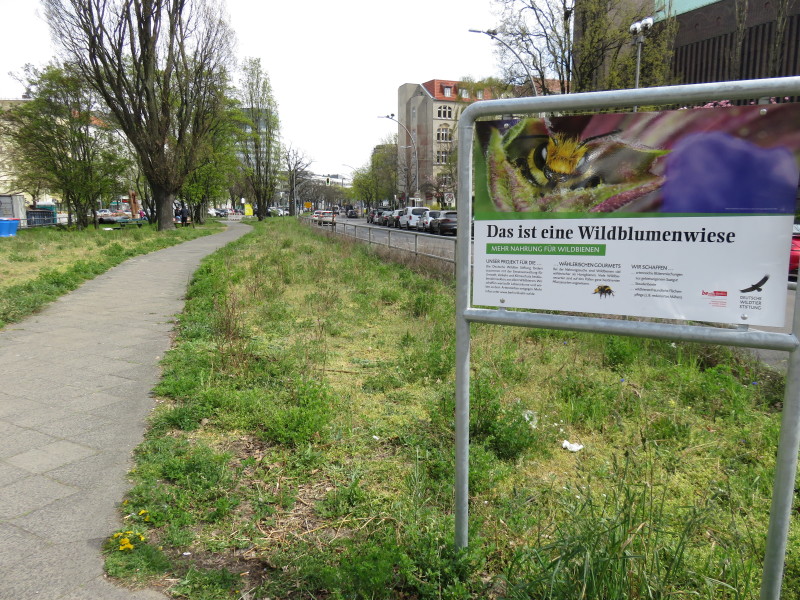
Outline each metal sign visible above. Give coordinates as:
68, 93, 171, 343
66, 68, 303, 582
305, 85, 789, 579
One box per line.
455, 76, 800, 600
472, 106, 800, 327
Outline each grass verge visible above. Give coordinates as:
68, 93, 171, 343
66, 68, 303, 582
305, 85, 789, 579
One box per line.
0, 221, 223, 328
107, 218, 797, 599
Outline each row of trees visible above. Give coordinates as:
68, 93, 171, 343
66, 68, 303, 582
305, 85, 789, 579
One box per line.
350, 138, 398, 211
0, 0, 304, 230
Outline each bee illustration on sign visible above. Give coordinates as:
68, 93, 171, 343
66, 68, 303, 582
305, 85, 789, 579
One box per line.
593, 285, 615, 298
481, 115, 668, 213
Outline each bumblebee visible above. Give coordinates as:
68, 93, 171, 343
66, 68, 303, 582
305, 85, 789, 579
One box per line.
501, 117, 666, 193
482, 116, 669, 212
593, 285, 614, 298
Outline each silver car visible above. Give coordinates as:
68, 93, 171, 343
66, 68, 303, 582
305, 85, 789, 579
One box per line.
418, 210, 441, 232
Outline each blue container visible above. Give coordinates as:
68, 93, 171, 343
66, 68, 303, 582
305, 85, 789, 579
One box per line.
0, 219, 19, 237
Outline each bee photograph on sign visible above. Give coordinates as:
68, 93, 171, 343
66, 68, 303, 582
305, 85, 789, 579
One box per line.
474, 104, 800, 217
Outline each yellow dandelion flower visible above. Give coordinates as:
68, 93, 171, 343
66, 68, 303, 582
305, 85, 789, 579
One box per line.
138, 510, 148, 516
113, 532, 122, 539
119, 542, 134, 551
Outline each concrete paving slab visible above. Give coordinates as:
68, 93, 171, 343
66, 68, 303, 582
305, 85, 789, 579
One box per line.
12, 487, 122, 540
0, 221, 251, 598
0, 427, 59, 458
0, 522, 45, 567
0, 461, 29, 486
6, 440, 97, 475
57, 577, 170, 600
0, 474, 78, 519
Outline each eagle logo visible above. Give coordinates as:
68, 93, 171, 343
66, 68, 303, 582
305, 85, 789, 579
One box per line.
740, 274, 769, 293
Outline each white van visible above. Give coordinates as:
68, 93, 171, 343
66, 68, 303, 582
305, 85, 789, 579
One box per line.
398, 206, 430, 230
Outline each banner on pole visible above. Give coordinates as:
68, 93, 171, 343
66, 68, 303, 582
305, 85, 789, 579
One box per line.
473, 105, 800, 327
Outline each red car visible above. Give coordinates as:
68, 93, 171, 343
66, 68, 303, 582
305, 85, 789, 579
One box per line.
790, 234, 800, 277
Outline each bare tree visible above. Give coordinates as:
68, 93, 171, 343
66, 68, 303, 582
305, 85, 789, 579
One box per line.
492, 0, 674, 93
236, 57, 281, 220
283, 145, 311, 216
768, 0, 792, 78
43, 0, 235, 230
730, 0, 749, 80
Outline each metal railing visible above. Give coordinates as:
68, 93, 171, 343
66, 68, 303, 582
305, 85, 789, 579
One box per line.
300, 217, 457, 265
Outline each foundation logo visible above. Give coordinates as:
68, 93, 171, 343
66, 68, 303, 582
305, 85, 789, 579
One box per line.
740, 274, 769, 294
701, 290, 728, 297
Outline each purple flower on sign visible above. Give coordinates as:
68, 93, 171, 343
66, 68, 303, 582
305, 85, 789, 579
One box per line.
661, 132, 799, 214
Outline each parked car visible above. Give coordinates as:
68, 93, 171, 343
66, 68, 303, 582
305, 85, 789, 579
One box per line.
347, 209, 358, 218
368, 208, 386, 223
431, 211, 457, 235
398, 206, 430, 230
318, 210, 336, 226
418, 210, 441, 232
389, 209, 404, 228
311, 210, 322, 222
790, 233, 800, 279
378, 210, 394, 226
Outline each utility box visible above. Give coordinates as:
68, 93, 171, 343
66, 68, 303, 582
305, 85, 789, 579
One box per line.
26, 205, 57, 226
0, 195, 26, 221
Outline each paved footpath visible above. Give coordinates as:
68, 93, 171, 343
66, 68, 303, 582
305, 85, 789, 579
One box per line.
0, 221, 250, 599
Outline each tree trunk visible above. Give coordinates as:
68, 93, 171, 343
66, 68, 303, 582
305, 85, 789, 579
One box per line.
152, 185, 177, 231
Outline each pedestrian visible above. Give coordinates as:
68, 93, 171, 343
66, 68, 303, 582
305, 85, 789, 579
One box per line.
180, 206, 189, 226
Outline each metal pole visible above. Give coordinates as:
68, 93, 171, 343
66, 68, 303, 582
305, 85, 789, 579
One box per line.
760, 292, 800, 600
634, 37, 643, 89
454, 96, 476, 549
380, 115, 419, 200
633, 36, 643, 112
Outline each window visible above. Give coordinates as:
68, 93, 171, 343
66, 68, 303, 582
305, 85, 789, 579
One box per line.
436, 150, 451, 164
443, 86, 452, 97
476, 90, 484, 100
437, 105, 453, 119
460, 88, 469, 99
436, 125, 452, 142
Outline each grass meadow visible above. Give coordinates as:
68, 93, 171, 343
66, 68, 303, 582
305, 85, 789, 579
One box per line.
0, 221, 222, 328
26, 217, 794, 599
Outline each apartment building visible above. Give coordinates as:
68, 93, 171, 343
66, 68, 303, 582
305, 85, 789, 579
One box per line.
396, 80, 494, 205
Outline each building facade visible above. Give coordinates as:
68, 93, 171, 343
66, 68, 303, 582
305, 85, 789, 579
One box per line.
397, 80, 494, 205
664, 0, 800, 84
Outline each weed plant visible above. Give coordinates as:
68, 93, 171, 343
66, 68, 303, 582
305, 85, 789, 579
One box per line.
108, 219, 797, 599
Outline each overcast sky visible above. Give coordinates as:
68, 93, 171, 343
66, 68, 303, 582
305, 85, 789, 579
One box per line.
0, 0, 503, 178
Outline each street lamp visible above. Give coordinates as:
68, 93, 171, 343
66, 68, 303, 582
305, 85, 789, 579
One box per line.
469, 29, 538, 97
630, 16, 654, 112
379, 113, 419, 202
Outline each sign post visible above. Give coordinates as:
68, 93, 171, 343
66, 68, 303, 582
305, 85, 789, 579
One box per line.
455, 76, 800, 600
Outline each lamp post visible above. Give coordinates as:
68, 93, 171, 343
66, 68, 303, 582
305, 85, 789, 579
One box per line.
379, 113, 419, 202
630, 16, 654, 112
469, 29, 538, 97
